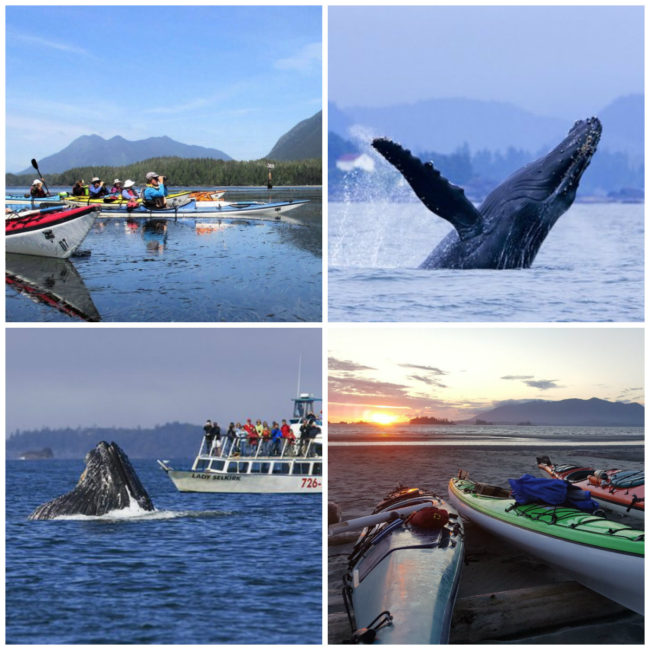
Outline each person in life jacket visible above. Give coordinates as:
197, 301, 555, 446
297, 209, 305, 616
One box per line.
121, 180, 140, 211
27, 179, 48, 198
111, 178, 123, 194
71, 180, 87, 197
89, 177, 109, 199
142, 171, 168, 209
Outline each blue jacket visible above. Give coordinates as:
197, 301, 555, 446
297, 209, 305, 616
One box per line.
143, 183, 167, 202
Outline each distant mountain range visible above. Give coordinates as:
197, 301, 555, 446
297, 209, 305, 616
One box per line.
19, 135, 232, 174
266, 111, 322, 160
15, 112, 322, 174
463, 398, 643, 427
329, 94, 643, 159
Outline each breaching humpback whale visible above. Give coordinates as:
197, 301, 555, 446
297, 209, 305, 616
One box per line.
372, 117, 601, 269
29, 441, 155, 520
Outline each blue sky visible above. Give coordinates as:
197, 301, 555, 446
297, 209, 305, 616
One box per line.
329, 6, 643, 118
6, 328, 322, 433
6, 6, 322, 171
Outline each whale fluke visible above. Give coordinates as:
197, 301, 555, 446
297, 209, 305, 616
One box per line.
372, 118, 601, 269
29, 441, 155, 520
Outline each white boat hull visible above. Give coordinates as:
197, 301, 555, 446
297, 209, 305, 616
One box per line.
6, 210, 97, 259
165, 469, 322, 493
448, 489, 644, 614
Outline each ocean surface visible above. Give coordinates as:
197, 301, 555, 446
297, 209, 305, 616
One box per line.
328, 201, 643, 322
6, 458, 322, 644
7, 186, 322, 322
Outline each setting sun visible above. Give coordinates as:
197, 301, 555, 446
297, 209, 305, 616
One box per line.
368, 412, 399, 425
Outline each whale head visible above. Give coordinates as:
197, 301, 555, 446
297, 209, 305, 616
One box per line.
29, 441, 155, 520
474, 117, 601, 267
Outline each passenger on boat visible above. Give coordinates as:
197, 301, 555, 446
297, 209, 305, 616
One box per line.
203, 419, 214, 454
235, 422, 247, 455
247, 427, 259, 455
270, 422, 283, 456
281, 419, 295, 452
89, 177, 109, 198
142, 172, 168, 209
223, 423, 237, 456
28, 179, 48, 198
210, 421, 221, 455
260, 423, 271, 455
111, 179, 123, 194
71, 180, 87, 197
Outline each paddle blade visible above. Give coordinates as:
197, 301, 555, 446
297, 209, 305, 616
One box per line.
31, 158, 39, 171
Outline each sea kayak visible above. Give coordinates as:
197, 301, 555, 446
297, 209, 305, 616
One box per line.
64, 190, 193, 210
6, 206, 98, 258
341, 487, 464, 644
537, 455, 644, 519
448, 475, 644, 614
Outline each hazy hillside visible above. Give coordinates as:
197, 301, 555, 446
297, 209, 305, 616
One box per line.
6, 422, 203, 460
467, 398, 644, 427
18, 135, 232, 174
266, 111, 322, 161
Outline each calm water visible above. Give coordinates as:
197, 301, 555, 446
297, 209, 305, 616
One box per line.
6, 458, 322, 644
7, 187, 322, 322
329, 201, 643, 322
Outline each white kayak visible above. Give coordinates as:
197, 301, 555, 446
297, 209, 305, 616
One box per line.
6, 206, 98, 259
341, 487, 464, 644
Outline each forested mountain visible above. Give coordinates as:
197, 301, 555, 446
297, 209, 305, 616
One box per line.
17, 135, 232, 174
266, 111, 322, 160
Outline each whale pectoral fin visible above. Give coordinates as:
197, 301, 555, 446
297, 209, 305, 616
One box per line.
373, 138, 483, 240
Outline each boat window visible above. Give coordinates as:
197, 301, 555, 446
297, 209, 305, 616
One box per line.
209, 460, 225, 471
238, 462, 249, 473
250, 462, 271, 474
272, 463, 290, 474
292, 462, 311, 475
227, 462, 239, 473
312, 462, 322, 476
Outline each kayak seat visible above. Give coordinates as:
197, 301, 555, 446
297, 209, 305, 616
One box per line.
474, 483, 510, 498
564, 469, 593, 481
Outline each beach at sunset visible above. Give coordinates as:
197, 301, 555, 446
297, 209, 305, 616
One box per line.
328, 439, 643, 643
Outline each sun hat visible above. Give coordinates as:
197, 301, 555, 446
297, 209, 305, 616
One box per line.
123, 179, 135, 188
91, 176, 100, 183
32, 179, 42, 185
113, 178, 122, 184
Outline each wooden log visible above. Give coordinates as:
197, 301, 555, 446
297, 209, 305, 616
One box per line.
451, 581, 626, 643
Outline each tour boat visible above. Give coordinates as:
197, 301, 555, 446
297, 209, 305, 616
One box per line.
157, 394, 322, 493
6, 205, 98, 258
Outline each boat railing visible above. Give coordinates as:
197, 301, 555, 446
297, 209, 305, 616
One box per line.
195, 436, 321, 465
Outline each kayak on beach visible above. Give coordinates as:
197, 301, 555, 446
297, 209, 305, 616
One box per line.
448, 474, 644, 614
340, 486, 464, 644
537, 455, 644, 519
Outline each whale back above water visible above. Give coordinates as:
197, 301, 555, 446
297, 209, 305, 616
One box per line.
29, 441, 155, 520
372, 117, 602, 269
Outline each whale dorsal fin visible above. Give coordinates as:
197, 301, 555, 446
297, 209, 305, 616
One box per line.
373, 138, 483, 240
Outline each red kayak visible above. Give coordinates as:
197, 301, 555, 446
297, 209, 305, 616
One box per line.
537, 455, 644, 519
6, 206, 98, 258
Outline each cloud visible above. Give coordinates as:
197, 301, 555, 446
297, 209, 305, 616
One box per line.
400, 363, 447, 375
523, 379, 560, 390
407, 374, 447, 388
501, 374, 534, 380
274, 42, 321, 73
12, 32, 95, 58
328, 357, 375, 373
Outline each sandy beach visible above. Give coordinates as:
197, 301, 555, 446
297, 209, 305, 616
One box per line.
328, 443, 644, 644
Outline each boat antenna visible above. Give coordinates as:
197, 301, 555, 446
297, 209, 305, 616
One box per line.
296, 354, 302, 398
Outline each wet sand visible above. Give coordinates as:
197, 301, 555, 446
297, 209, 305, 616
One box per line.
328, 444, 644, 644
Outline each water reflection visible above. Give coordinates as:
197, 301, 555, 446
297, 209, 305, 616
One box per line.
5, 253, 101, 322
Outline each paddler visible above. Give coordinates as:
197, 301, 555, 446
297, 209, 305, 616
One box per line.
27, 178, 48, 198
71, 180, 87, 196
142, 171, 168, 209
89, 177, 109, 198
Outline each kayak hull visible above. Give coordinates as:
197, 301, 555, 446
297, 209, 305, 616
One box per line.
6, 207, 98, 258
448, 477, 644, 614
344, 488, 464, 644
